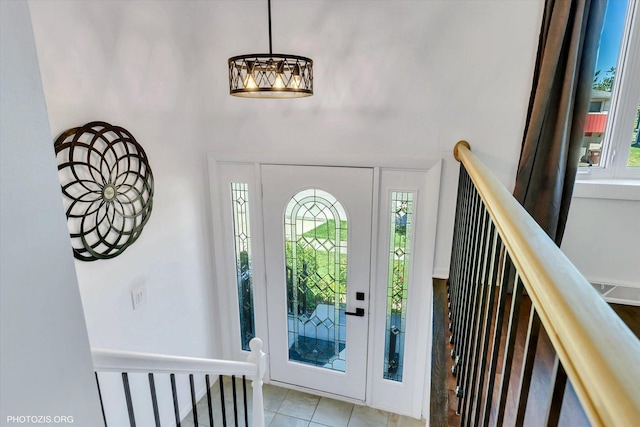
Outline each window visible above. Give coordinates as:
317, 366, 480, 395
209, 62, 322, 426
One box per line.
284, 189, 348, 372
231, 183, 256, 351
579, 0, 640, 178
383, 191, 414, 382
589, 100, 603, 112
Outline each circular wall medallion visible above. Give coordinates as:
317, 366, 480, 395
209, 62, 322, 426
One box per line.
54, 121, 154, 261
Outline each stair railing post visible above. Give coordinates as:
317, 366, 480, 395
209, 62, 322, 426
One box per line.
248, 338, 266, 427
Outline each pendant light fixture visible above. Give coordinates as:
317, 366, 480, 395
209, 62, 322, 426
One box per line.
228, 0, 313, 98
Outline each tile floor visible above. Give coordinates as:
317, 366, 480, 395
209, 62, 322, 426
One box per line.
181, 377, 425, 427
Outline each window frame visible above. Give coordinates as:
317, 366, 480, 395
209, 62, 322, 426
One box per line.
579, 0, 640, 180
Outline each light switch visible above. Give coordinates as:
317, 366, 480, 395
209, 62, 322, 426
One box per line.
131, 286, 147, 309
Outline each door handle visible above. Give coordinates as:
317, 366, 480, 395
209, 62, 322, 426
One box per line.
345, 308, 365, 317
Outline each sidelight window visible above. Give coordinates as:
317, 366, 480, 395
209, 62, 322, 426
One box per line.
231, 183, 255, 351
383, 191, 414, 382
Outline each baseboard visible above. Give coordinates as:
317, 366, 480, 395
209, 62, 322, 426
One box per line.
432, 270, 449, 280
591, 282, 640, 307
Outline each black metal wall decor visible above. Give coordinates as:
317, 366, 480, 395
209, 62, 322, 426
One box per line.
54, 121, 154, 261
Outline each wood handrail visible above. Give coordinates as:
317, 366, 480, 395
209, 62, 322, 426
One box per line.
453, 141, 640, 426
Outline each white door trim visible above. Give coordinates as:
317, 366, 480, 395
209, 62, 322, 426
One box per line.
367, 166, 442, 418
207, 153, 442, 418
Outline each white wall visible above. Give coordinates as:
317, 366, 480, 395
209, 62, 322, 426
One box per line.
562, 183, 640, 288
27, 0, 543, 357
0, 1, 103, 424
28, 1, 222, 359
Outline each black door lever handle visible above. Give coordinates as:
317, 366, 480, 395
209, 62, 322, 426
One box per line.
345, 308, 365, 317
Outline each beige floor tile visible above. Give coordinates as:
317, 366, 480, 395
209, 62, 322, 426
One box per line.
387, 412, 426, 427
263, 383, 289, 412
277, 390, 320, 420
190, 380, 421, 427
259, 410, 275, 426
387, 412, 401, 427
346, 417, 379, 427
194, 410, 214, 427
311, 397, 354, 427
270, 413, 311, 427
398, 415, 426, 427
348, 405, 389, 427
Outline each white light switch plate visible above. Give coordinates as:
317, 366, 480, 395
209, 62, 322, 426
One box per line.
131, 286, 147, 309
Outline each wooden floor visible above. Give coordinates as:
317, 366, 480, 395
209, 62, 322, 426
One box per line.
431, 279, 640, 427
610, 303, 640, 337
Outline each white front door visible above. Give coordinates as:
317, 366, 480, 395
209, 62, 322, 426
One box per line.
261, 165, 373, 400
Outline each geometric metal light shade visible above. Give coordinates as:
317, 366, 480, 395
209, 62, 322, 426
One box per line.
228, 54, 313, 98
228, 0, 313, 98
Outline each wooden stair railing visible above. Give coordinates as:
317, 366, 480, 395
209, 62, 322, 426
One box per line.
446, 141, 640, 426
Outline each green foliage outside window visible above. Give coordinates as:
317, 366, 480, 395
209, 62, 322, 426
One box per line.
285, 241, 346, 314
593, 67, 616, 92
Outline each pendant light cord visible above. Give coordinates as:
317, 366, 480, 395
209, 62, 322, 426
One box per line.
268, 0, 273, 55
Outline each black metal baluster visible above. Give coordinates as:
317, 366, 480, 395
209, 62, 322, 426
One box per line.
454, 190, 482, 383
449, 184, 464, 347
545, 356, 568, 427
231, 375, 239, 427
515, 308, 542, 425
447, 172, 461, 289
190, 374, 199, 427
481, 251, 512, 426
243, 376, 249, 427
122, 373, 136, 427
148, 374, 161, 427
452, 168, 474, 367
495, 273, 525, 425
206, 375, 215, 427
95, 372, 108, 427
462, 205, 490, 380
452, 182, 477, 366
171, 374, 181, 427
472, 233, 502, 427
219, 375, 227, 427
448, 166, 468, 307
449, 172, 472, 352
457, 204, 489, 413
452, 176, 474, 365
462, 217, 496, 425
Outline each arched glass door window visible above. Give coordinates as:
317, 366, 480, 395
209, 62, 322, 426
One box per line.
284, 189, 348, 372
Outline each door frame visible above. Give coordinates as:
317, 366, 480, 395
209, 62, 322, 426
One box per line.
261, 165, 374, 400
207, 151, 441, 417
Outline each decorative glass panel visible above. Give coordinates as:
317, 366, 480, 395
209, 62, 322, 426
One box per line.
231, 183, 255, 351
284, 189, 347, 372
384, 191, 414, 381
